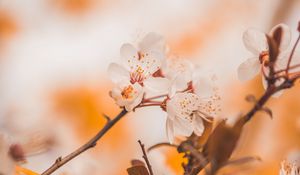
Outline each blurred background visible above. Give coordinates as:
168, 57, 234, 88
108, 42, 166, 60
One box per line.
0, 0, 299, 174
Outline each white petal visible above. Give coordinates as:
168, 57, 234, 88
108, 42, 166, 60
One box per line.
192, 115, 205, 136
173, 116, 193, 136
276, 51, 300, 73
120, 43, 139, 70
107, 63, 130, 83
166, 118, 175, 143
140, 50, 164, 76
237, 57, 261, 81
139, 32, 165, 52
269, 23, 291, 50
167, 93, 200, 119
193, 76, 214, 98
243, 28, 268, 54
111, 82, 144, 111
144, 77, 171, 93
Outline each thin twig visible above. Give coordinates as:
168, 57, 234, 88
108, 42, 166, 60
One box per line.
286, 34, 300, 74
138, 140, 154, 175
41, 109, 128, 175
147, 142, 177, 152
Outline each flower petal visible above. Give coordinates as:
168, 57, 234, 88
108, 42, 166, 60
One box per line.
193, 76, 214, 98
269, 23, 291, 51
107, 63, 130, 83
173, 116, 193, 137
120, 43, 139, 70
192, 115, 205, 136
237, 57, 260, 81
144, 77, 171, 93
139, 32, 165, 52
166, 118, 175, 143
243, 28, 268, 54
139, 50, 164, 76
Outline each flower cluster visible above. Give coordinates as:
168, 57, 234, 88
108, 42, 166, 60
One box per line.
108, 33, 221, 143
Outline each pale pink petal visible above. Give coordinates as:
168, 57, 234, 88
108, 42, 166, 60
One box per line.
166, 118, 175, 143
243, 28, 268, 54
107, 63, 130, 83
139, 50, 164, 76
237, 57, 261, 81
173, 116, 193, 137
269, 23, 291, 50
139, 32, 165, 52
193, 76, 214, 98
192, 115, 205, 136
120, 43, 139, 70
276, 51, 300, 73
144, 77, 171, 93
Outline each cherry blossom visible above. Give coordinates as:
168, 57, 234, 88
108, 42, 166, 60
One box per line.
0, 134, 16, 175
161, 58, 194, 96
237, 23, 291, 82
108, 33, 170, 110
165, 89, 220, 143
108, 32, 169, 89
110, 82, 144, 111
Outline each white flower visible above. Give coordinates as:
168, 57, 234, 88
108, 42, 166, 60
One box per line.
108, 33, 170, 110
238, 23, 291, 82
110, 82, 144, 111
280, 160, 300, 175
108, 32, 169, 90
165, 91, 219, 143
162, 58, 194, 96
0, 134, 16, 175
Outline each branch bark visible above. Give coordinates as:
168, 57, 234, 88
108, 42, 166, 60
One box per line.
41, 109, 128, 175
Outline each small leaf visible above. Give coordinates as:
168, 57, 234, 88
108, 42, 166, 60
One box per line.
202, 117, 246, 174
272, 26, 283, 48
127, 165, 150, 175
131, 159, 145, 166
221, 156, 261, 168
260, 107, 273, 119
245, 95, 256, 103
266, 34, 279, 64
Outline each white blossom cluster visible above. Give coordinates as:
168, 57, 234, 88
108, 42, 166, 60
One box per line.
108, 33, 221, 143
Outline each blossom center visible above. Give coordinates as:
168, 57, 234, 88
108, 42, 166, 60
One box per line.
130, 66, 145, 84
259, 51, 270, 66
121, 85, 136, 99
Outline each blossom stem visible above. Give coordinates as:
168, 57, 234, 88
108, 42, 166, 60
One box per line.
136, 103, 162, 108
286, 33, 300, 74
40, 109, 128, 175
275, 63, 300, 75
145, 94, 168, 101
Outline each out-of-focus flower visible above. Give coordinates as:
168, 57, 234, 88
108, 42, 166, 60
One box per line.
110, 82, 144, 111
15, 166, 39, 175
237, 23, 291, 82
280, 160, 300, 175
165, 89, 219, 143
0, 134, 15, 175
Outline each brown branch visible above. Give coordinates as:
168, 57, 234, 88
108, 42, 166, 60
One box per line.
147, 142, 177, 152
286, 34, 300, 74
138, 140, 154, 175
41, 109, 128, 175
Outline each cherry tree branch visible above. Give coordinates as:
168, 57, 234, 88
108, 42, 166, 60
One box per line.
41, 109, 128, 175
138, 140, 154, 175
